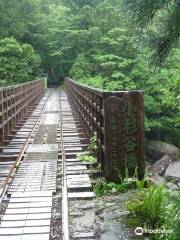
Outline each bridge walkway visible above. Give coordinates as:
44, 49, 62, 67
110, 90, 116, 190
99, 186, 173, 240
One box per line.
0, 89, 94, 240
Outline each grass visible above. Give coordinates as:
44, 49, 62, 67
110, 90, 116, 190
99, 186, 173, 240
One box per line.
93, 166, 149, 196
139, 185, 167, 227
154, 192, 180, 240
76, 133, 98, 164
77, 152, 97, 164
126, 184, 180, 239
127, 184, 168, 228
93, 178, 134, 196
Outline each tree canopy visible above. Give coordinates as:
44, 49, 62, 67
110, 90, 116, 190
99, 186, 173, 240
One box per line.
0, 0, 179, 145
123, 0, 180, 65
0, 37, 41, 86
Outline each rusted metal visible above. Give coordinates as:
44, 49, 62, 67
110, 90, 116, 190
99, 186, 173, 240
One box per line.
65, 78, 145, 182
0, 80, 45, 146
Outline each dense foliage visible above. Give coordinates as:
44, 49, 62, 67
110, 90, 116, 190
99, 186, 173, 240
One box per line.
64, 1, 180, 144
0, 0, 179, 144
0, 38, 41, 86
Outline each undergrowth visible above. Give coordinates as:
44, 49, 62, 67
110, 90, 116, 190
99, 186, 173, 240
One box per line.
155, 192, 180, 240
93, 178, 134, 196
76, 133, 98, 164
77, 152, 97, 164
127, 184, 167, 228
87, 133, 98, 154
126, 184, 180, 240
93, 166, 149, 196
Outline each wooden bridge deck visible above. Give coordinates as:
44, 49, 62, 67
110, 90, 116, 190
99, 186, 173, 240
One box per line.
0, 79, 145, 240
0, 89, 94, 240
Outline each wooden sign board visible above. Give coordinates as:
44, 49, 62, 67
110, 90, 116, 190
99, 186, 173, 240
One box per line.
104, 92, 144, 182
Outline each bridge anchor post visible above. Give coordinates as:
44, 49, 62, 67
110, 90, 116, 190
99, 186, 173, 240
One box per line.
104, 92, 145, 182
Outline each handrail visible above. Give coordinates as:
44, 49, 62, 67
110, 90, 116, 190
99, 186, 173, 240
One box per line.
0, 79, 43, 91
65, 78, 145, 182
0, 79, 45, 145
65, 77, 143, 96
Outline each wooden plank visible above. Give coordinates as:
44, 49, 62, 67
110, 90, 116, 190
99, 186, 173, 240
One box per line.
68, 192, 95, 199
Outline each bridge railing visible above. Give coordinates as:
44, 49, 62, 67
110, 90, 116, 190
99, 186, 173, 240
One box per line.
0, 80, 45, 145
65, 78, 145, 182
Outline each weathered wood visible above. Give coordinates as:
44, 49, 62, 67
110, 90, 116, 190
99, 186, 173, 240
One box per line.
65, 78, 145, 181
0, 80, 45, 146
124, 92, 145, 179
104, 92, 145, 181
104, 97, 125, 181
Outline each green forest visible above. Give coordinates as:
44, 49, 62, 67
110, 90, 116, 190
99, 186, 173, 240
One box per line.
0, 0, 179, 145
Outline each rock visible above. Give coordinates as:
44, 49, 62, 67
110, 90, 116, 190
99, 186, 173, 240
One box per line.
79, 202, 95, 210
70, 210, 84, 217
145, 161, 153, 172
166, 182, 179, 190
105, 202, 116, 207
150, 174, 166, 185
146, 156, 155, 164
146, 140, 179, 162
113, 211, 130, 219
101, 210, 129, 220
152, 155, 172, 176
165, 162, 180, 181
109, 192, 134, 202
75, 211, 95, 228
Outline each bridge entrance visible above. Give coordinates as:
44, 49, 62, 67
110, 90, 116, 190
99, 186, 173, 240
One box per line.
0, 79, 145, 239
